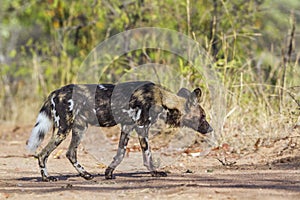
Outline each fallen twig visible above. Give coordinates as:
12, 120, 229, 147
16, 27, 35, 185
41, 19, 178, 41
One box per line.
217, 157, 236, 167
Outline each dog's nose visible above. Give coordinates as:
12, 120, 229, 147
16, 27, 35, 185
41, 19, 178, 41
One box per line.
207, 125, 213, 133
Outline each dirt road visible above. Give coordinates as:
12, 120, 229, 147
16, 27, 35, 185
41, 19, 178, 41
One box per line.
0, 125, 299, 199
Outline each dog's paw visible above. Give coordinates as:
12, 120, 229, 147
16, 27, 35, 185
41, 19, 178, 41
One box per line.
80, 172, 94, 180
42, 176, 58, 182
150, 171, 168, 177
104, 167, 115, 179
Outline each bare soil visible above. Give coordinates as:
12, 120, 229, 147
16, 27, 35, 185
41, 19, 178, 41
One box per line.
0, 125, 300, 200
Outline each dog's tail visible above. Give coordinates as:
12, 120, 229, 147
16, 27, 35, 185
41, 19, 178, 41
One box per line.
26, 98, 53, 153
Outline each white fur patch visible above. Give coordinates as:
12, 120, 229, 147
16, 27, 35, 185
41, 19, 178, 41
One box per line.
27, 112, 53, 153
50, 95, 55, 107
53, 114, 60, 127
98, 84, 107, 90
143, 149, 153, 169
68, 99, 74, 111
122, 108, 142, 121
51, 96, 60, 127
74, 162, 85, 174
41, 167, 48, 176
135, 109, 142, 121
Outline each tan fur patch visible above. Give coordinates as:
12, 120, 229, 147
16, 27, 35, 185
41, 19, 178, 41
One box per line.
160, 88, 186, 113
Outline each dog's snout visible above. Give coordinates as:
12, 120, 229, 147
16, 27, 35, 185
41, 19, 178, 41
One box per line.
207, 125, 213, 133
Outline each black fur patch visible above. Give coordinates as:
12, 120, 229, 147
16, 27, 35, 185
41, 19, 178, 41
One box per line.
34, 122, 39, 127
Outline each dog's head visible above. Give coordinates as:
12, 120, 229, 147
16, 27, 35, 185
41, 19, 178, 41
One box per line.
177, 87, 213, 134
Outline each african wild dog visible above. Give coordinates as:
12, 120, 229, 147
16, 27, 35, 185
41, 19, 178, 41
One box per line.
27, 81, 213, 181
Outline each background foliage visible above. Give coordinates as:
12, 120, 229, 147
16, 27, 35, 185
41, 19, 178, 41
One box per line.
0, 0, 299, 151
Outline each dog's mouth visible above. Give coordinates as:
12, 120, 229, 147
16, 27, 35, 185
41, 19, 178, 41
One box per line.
197, 125, 213, 134
182, 120, 213, 134
197, 121, 213, 134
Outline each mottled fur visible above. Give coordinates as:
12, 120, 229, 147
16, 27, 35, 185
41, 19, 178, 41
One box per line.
27, 81, 212, 181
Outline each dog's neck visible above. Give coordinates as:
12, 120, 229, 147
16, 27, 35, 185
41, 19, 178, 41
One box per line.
160, 89, 186, 113
158, 88, 187, 127
164, 108, 182, 127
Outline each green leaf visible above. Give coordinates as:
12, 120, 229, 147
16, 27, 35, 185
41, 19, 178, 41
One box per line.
9, 49, 17, 58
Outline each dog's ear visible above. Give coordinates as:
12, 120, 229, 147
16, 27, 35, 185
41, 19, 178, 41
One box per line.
177, 88, 191, 99
186, 88, 202, 108
192, 88, 202, 100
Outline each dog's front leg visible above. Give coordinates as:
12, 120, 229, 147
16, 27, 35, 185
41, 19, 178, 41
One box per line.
136, 126, 167, 177
105, 125, 132, 179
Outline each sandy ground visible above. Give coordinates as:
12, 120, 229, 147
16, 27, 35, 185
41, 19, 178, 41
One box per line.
0, 125, 299, 200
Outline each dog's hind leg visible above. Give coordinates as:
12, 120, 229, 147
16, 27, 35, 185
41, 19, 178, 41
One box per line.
136, 126, 167, 177
66, 123, 93, 180
105, 125, 133, 179
37, 127, 68, 181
